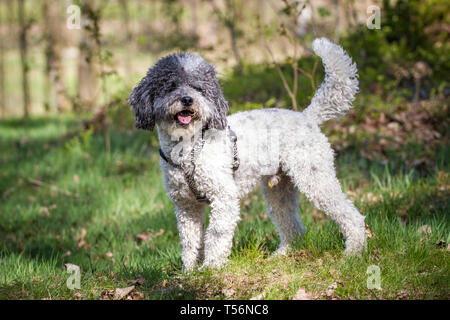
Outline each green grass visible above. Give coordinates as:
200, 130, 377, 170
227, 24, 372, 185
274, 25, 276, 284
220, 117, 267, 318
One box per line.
0, 114, 448, 300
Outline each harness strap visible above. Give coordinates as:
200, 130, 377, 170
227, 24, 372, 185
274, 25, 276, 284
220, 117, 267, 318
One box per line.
228, 126, 240, 171
159, 148, 178, 168
159, 126, 239, 203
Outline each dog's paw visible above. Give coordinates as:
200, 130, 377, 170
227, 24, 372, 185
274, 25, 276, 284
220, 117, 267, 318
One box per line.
343, 247, 364, 256
272, 246, 291, 256
200, 258, 229, 270
181, 265, 197, 273
343, 236, 367, 256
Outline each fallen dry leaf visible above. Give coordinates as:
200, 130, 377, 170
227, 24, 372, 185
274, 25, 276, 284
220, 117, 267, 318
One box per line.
39, 206, 51, 217
396, 289, 408, 300
365, 224, 375, 239
417, 225, 432, 238
77, 228, 87, 249
104, 252, 115, 264
437, 171, 448, 185
364, 192, 381, 204
292, 287, 316, 300
114, 286, 135, 300
127, 291, 144, 300
372, 249, 381, 261
250, 292, 266, 300
325, 282, 338, 298
127, 277, 145, 286
102, 286, 136, 300
222, 288, 235, 298
62, 250, 72, 258
397, 203, 412, 222
135, 228, 165, 243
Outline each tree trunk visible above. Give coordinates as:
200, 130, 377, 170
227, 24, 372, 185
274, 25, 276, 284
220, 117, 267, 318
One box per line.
333, 0, 340, 43
212, 0, 243, 71
118, 0, 132, 42
77, 0, 100, 110
118, 0, 132, 70
17, 0, 30, 118
0, 0, 5, 118
229, 23, 242, 71
43, 0, 72, 113
227, 0, 242, 71
190, 0, 199, 40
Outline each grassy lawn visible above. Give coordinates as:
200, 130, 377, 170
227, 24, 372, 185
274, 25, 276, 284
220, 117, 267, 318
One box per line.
0, 111, 448, 300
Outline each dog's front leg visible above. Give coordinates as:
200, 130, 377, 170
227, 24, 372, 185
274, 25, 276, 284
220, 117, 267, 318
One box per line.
175, 204, 205, 271
202, 196, 240, 269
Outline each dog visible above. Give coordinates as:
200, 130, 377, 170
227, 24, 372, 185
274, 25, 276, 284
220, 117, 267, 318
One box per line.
128, 38, 366, 271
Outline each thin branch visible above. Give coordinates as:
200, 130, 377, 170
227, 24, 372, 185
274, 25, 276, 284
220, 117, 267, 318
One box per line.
292, 62, 298, 108
264, 41, 297, 110
311, 56, 318, 89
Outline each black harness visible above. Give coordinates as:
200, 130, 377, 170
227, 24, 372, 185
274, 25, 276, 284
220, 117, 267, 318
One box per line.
159, 126, 239, 203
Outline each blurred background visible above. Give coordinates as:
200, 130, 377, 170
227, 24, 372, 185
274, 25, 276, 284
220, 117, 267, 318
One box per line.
1, 0, 448, 168
0, 0, 447, 114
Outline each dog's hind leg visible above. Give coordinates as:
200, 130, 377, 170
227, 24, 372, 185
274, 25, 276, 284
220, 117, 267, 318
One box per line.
262, 175, 306, 255
285, 165, 366, 254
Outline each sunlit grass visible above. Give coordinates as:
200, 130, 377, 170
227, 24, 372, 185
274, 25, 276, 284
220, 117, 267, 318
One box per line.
0, 116, 448, 300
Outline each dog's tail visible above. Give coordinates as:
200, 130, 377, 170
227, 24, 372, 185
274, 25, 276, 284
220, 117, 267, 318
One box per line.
304, 38, 359, 125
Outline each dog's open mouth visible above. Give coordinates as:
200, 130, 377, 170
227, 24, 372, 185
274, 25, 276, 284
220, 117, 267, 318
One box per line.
175, 110, 195, 125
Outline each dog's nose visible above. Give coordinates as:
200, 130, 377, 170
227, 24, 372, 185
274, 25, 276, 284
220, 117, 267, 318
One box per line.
181, 96, 193, 107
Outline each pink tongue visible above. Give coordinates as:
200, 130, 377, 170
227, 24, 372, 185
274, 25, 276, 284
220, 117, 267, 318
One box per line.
177, 114, 192, 124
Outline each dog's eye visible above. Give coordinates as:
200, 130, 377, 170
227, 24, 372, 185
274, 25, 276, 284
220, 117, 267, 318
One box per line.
168, 82, 177, 92
190, 85, 203, 94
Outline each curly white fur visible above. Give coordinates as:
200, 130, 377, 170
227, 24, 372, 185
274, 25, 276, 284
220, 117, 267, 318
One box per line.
304, 38, 359, 124
129, 38, 366, 271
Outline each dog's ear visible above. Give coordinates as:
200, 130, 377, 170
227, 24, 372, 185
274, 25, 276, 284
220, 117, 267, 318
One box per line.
128, 76, 155, 131
207, 77, 229, 130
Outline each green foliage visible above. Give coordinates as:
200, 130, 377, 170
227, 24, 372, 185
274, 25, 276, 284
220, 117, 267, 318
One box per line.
317, 7, 331, 17
0, 116, 448, 299
64, 127, 94, 156
161, 0, 185, 28
104, 83, 136, 130
223, 56, 323, 112
341, 0, 449, 99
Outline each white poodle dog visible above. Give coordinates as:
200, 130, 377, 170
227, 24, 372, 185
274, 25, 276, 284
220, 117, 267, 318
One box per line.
128, 38, 366, 271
